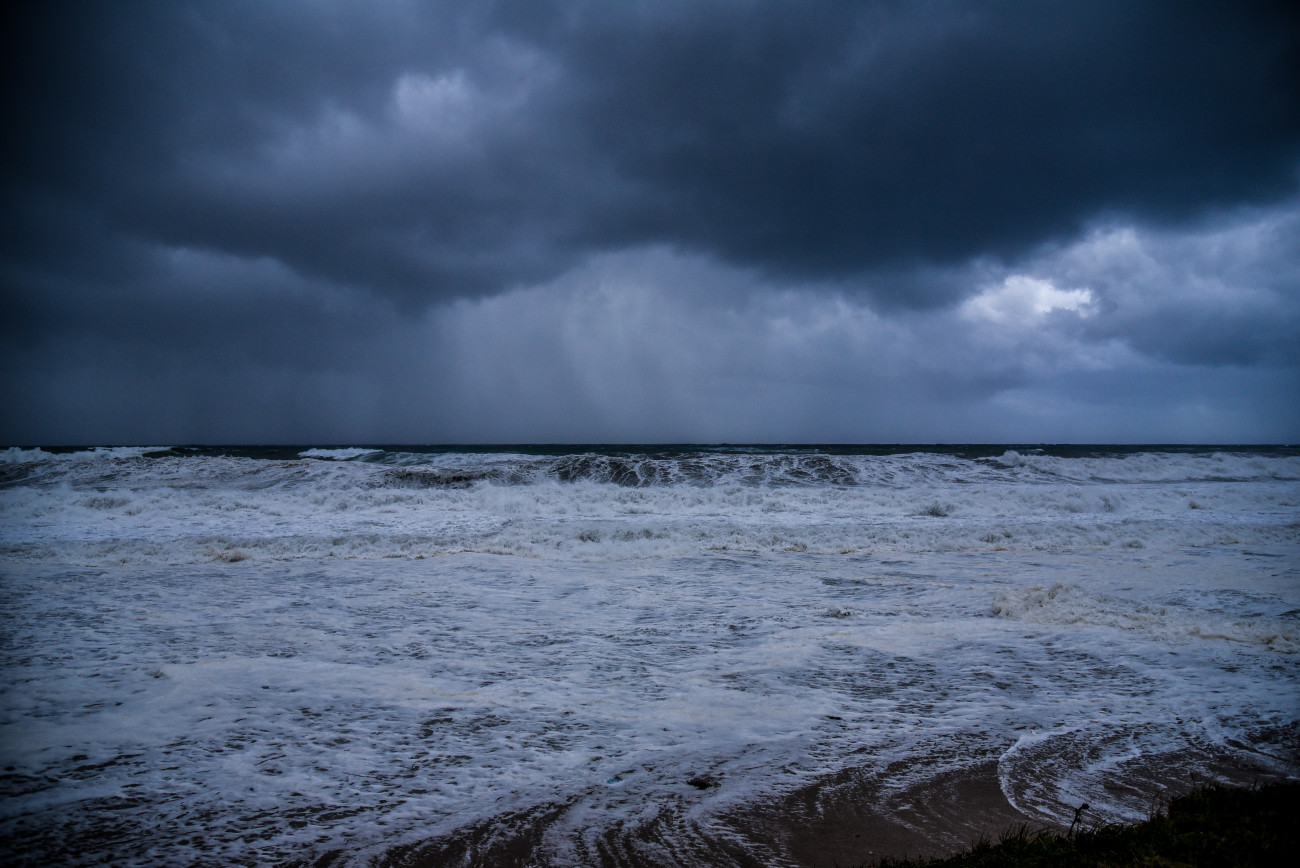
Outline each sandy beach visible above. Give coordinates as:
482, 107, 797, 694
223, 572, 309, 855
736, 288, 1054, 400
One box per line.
347, 743, 1296, 867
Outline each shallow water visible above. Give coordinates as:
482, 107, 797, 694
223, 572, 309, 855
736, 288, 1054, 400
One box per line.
1, 447, 1297, 864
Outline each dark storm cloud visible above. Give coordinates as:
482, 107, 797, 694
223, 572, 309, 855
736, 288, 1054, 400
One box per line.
549, 0, 1300, 285
3, 1, 1299, 445
416, 222, 1300, 443
5, 0, 1298, 311
1057, 212, 1300, 367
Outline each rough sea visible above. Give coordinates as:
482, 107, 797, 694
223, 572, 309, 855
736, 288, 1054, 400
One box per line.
1, 445, 1297, 865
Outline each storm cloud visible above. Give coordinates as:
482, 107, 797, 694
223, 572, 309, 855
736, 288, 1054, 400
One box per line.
2, 1, 1298, 443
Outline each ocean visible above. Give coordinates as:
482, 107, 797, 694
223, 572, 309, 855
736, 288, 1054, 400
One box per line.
1, 445, 1297, 865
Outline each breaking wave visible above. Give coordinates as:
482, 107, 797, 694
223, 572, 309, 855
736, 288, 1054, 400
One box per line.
993, 583, 1300, 653
2, 446, 1297, 566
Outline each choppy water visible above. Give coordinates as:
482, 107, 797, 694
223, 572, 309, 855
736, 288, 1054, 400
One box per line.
1, 446, 1297, 865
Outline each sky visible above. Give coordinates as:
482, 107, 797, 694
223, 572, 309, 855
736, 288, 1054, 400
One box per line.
3, 0, 1299, 445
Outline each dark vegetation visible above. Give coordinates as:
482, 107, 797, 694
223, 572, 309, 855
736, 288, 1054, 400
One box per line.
873, 783, 1298, 868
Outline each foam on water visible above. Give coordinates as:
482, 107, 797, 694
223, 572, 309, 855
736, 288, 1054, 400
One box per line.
2, 449, 1297, 566
993, 582, 1300, 653
1, 447, 1297, 864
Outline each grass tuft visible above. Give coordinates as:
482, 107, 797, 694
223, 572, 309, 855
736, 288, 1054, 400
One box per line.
871, 783, 1299, 868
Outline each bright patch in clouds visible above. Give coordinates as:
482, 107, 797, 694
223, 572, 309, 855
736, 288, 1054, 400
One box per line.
392, 71, 476, 133
961, 276, 1096, 324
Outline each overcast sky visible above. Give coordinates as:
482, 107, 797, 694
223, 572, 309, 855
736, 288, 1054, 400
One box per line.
3, 0, 1298, 445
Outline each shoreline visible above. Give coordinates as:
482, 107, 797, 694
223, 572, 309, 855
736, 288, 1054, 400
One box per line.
341, 746, 1297, 868
736, 758, 1041, 866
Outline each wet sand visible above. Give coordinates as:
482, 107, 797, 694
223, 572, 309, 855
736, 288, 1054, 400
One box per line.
343, 740, 1297, 868
341, 758, 1051, 868
737, 759, 1044, 866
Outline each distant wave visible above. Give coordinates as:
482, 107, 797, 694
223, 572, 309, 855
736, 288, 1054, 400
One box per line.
2, 444, 1297, 567
299, 447, 383, 461
3, 446, 1297, 490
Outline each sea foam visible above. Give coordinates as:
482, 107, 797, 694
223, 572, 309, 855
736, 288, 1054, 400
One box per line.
1, 446, 1296, 864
